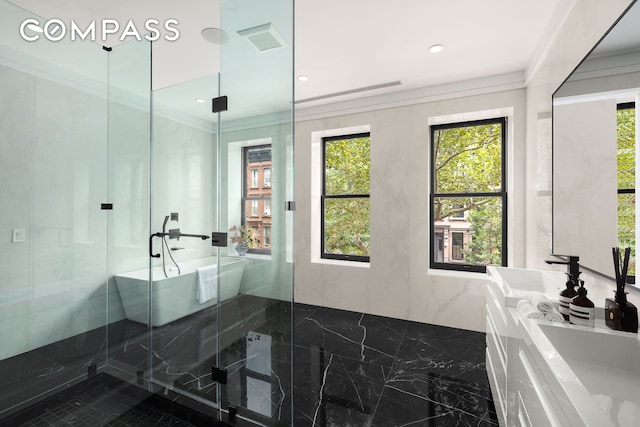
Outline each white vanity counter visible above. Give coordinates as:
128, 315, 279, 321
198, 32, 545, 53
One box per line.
486, 267, 640, 427
488, 266, 613, 316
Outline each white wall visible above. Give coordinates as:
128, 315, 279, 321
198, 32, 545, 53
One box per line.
295, 89, 526, 332
0, 62, 117, 360
150, 114, 217, 264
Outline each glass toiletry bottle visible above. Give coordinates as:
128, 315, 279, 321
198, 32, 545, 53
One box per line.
569, 280, 595, 327
558, 276, 578, 321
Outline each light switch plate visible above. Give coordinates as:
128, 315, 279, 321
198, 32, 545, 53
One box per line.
12, 228, 26, 243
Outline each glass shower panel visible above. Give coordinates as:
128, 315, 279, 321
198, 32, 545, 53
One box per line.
148, 73, 221, 406
218, 0, 294, 424
106, 39, 153, 383
0, 0, 109, 418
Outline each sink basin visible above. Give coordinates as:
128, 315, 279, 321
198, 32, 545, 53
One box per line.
487, 266, 566, 307
538, 323, 640, 426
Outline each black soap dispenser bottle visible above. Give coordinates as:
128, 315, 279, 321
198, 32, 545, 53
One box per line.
569, 280, 595, 327
558, 275, 579, 321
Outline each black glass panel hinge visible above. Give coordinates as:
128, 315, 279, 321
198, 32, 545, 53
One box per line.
211, 232, 228, 247
212, 96, 228, 113
211, 366, 227, 384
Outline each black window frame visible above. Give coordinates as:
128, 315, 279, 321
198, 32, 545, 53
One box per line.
321, 132, 371, 263
617, 102, 635, 284
430, 117, 508, 273
242, 144, 272, 255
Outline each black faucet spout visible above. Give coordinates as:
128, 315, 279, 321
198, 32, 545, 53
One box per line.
178, 233, 210, 240
545, 255, 580, 281
149, 230, 210, 258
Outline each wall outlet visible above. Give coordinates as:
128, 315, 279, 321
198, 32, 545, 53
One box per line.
12, 228, 26, 243
171, 212, 179, 221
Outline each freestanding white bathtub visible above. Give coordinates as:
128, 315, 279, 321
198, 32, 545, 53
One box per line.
114, 257, 245, 326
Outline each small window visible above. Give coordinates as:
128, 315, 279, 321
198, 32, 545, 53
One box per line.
452, 204, 465, 219
264, 168, 271, 188
430, 117, 507, 273
322, 133, 370, 262
242, 145, 272, 254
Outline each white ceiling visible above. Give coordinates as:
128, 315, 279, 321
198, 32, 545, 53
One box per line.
294, 0, 570, 106
6, 0, 576, 121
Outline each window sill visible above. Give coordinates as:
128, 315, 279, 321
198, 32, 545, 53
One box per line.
428, 268, 488, 279
312, 257, 370, 268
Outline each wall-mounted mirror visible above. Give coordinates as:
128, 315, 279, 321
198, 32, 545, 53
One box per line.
552, 0, 639, 283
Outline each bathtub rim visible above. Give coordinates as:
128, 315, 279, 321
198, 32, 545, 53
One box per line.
114, 256, 245, 281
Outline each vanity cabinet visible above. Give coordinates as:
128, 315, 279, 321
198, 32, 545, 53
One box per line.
487, 267, 638, 426
486, 279, 575, 427
485, 281, 509, 425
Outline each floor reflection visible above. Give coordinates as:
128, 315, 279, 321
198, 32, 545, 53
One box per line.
1, 295, 497, 426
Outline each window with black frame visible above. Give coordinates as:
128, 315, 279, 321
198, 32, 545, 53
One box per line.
617, 102, 635, 283
430, 117, 507, 273
242, 145, 272, 255
322, 133, 370, 262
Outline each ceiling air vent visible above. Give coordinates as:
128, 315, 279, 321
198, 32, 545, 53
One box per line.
237, 23, 285, 52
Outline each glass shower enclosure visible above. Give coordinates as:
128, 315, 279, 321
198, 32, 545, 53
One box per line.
0, 0, 294, 425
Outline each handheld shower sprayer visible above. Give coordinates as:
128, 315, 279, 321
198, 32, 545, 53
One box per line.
155, 213, 183, 278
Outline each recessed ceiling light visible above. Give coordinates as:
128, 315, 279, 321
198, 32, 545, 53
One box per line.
297, 75, 308, 81
429, 44, 444, 54
196, 98, 206, 103
201, 27, 230, 45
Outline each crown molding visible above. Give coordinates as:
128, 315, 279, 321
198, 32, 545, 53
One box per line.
295, 71, 525, 122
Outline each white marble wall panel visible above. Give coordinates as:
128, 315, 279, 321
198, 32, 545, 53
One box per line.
0, 297, 30, 360
0, 62, 144, 359
295, 89, 526, 332
108, 101, 150, 276
0, 65, 32, 312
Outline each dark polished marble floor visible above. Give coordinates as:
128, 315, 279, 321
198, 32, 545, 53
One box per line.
292, 304, 497, 426
0, 295, 497, 426
1, 373, 225, 427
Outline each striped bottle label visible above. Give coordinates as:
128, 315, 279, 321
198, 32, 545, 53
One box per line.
569, 304, 595, 327
558, 295, 573, 319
